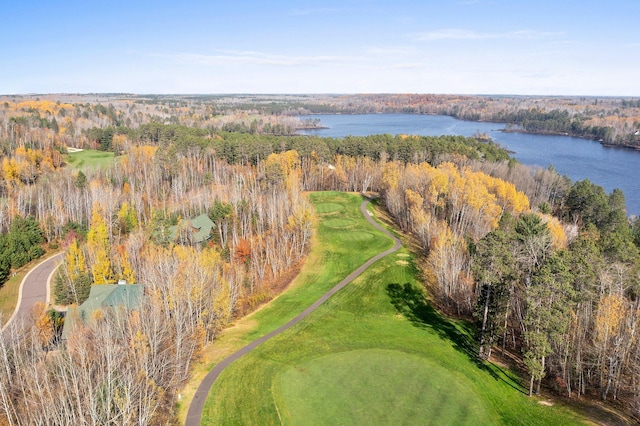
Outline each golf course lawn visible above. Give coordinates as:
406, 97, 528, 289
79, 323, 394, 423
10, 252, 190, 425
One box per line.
66, 149, 115, 169
199, 191, 588, 425
277, 349, 490, 425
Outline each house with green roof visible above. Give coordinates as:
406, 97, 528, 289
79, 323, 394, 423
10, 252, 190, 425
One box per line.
169, 213, 215, 244
61, 283, 144, 341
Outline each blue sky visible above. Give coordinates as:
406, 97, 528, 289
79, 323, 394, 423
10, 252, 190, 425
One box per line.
1, 0, 639, 95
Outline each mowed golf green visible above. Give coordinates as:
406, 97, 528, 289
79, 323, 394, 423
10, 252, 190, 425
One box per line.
278, 349, 489, 425
201, 192, 587, 425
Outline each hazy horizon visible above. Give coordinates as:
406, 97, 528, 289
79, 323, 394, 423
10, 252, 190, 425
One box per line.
2, 93, 636, 99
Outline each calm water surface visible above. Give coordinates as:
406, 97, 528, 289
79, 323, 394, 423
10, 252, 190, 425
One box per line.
299, 114, 640, 216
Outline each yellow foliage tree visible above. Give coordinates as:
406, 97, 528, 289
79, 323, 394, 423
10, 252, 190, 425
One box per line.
15, 100, 73, 114
92, 249, 113, 285
381, 162, 400, 191
405, 188, 424, 210
477, 172, 530, 215
595, 293, 625, 348
117, 202, 138, 234
405, 188, 426, 230
287, 203, 314, 230
538, 213, 567, 250
65, 238, 87, 281
266, 150, 299, 177
1, 157, 21, 184
118, 248, 136, 284
427, 166, 449, 209
87, 203, 112, 284
120, 145, 158, 175
88, 203, 109, 250
31, 302, 53, 350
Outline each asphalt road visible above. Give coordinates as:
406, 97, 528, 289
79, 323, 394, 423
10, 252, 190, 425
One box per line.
185, 199, 402, 425
2, 253, 63, 335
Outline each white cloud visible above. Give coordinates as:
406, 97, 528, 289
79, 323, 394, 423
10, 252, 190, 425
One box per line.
154, 50, 355, 67
415, 28, 563, 41
366, 45, 418, 56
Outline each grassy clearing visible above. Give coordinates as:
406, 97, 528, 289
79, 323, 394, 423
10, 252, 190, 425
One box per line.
65, 149, 115, 169
196, 191, 588, 425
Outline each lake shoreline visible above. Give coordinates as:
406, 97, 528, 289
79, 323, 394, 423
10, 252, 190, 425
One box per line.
298, 112, 640, 152
296, 113, 640, 216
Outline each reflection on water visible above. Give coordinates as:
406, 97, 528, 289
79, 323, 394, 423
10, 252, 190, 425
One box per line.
299, 114, 640, 216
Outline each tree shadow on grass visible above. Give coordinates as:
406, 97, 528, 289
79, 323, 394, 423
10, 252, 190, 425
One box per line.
387, 282, 513, 386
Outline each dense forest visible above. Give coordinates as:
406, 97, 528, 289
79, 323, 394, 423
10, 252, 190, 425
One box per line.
0, 95, 640, 423
150, 93, 640, 148
2, 93, 640, 147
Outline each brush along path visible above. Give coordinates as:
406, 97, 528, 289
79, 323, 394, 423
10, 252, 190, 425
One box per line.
185, 198, 400, 426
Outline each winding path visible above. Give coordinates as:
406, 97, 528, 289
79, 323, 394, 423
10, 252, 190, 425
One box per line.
185, 199, 402, 425
1, 253, 63, 336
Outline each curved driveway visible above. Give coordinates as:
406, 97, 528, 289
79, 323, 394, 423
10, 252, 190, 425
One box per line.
185, 199, 402, 425
2, 253, 63, 335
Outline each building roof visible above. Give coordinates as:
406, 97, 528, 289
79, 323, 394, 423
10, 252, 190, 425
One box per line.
61, 284, 144, 340
169, 213, 215, 243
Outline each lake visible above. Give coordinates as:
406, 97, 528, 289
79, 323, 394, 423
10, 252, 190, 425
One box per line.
299, 114, 640, 217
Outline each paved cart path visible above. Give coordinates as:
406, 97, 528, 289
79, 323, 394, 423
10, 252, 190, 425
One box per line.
2, 253, 63, 336
185, 199, 402, 425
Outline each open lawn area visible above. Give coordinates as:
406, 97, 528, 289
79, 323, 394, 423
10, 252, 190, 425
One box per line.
65, 149, 115, 169
191, 191, 589, 425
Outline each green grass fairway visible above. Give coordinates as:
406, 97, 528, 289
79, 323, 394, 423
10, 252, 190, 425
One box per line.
339, 231, 374, 242
278, 349, 489, 425
66, 149, 115, 169
323, 217, 355, 228
200, 191, 588, 425
314, 202, 344, 214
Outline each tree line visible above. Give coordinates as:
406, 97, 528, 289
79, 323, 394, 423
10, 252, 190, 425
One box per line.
4, 93, 640, 150
493, 108, 616, 143
1, 115, 640, 421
